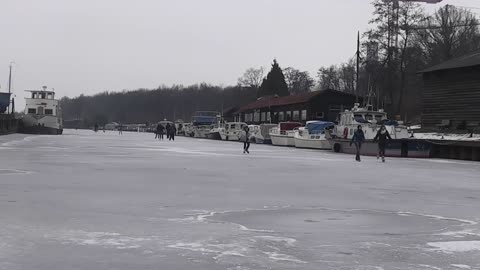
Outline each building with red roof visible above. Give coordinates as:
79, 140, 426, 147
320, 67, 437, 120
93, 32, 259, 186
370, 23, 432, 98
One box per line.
233, 89, 357, 124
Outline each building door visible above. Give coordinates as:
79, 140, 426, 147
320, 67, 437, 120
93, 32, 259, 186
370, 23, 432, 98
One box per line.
37, 107, 44, 115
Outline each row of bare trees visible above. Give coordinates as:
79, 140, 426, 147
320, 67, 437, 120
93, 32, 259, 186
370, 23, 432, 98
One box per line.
317, 2, 480, 119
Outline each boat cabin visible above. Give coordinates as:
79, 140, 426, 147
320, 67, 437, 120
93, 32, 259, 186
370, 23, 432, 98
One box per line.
24, 87, 59, 116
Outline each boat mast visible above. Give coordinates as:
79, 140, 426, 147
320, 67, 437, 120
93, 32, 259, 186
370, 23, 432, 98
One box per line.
7, 62, 13, 114
355, 31, 360, 104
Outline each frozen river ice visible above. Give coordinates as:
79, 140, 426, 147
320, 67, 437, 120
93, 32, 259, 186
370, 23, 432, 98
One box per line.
1, 129, 480, 270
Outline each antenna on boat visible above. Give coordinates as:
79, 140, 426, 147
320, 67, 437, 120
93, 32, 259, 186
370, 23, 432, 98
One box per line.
7, 62, 14, 114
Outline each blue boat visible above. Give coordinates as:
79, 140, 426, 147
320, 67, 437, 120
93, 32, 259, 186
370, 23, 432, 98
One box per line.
0, 92, 11, 114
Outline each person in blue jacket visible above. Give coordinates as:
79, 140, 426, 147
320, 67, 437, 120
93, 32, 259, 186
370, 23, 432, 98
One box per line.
350, 125, 365, 162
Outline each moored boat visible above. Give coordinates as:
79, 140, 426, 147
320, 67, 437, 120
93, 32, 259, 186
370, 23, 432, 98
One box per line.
327, 104, 431, 158
19, 86, 63, 135
254, 124, 277, 144
220, 122, 247, 141
192, 111, 220, 138
270, 122, 302, 147
294, 121, 334, 149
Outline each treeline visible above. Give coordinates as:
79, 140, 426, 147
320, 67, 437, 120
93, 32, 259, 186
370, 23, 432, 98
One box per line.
61, 84, 257, 126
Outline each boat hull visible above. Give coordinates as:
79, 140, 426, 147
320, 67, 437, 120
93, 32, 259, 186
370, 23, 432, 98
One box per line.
329, 139, 432, 158
207, 131, 222, 140
271, 134, 295, 147
19, 125, 63, 135
254, 136, 272, 144
294, 136, 331, 150
19, 115, 63, 135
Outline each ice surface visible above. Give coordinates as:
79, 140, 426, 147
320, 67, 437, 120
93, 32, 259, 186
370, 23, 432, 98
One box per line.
1, 129, 480, 270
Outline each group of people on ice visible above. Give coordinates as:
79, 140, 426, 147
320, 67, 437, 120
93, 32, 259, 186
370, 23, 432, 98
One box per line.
350, 125, 392, 162
155, 123, 176, 141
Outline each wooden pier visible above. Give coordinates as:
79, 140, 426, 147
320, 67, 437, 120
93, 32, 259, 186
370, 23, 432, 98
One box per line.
0, 114, 18, 135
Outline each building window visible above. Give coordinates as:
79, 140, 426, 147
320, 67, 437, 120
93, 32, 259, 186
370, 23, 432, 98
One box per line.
292, 110, 300, 121
286, 111, 292, 121
301, 110, 307, 120
45, 109, 53, 115
316, 112, 324, 119
254, 111, 260, 122
261, 112, 266, 122
279, 112, 284, 121
28, 108, 36, 114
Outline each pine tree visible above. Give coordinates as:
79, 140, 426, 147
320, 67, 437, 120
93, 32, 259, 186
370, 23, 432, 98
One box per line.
258, 59, 289, 97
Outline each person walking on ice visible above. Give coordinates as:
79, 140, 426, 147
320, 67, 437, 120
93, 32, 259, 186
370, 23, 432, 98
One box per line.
350, 125, 365, 162
169, 125, 176, 141
243, 125, 250, 154
373, 125, 392, 162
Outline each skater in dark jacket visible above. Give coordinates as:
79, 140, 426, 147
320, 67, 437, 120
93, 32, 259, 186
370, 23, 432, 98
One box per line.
243, 126, 250, 154
165, 123, 171, 140
169, 125, 176, 141
373, 125, 392, 162
350, 125, 365, 162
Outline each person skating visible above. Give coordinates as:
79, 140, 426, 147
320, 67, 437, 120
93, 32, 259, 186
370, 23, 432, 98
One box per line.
169, 125, 176, 141
155, 123, 161, 139
350, 125, 365, 162
158, 124, 165, 140
118, 123, 123, 135
243, 126, 250, 154
165, 123, 171, 140
373, 125, 392, 162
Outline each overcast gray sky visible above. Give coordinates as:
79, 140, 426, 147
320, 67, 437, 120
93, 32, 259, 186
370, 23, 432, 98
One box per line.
1, 0, 479, 109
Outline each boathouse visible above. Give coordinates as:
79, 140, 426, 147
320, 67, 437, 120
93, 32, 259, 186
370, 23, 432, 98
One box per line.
420, 50, 480, 131
234, 89, 357, 124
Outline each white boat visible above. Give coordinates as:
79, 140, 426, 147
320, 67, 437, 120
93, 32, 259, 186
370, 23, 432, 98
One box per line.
328, 103, 431, 158
294, 121, 335, 149
220, 122, 247, 141
246, 125, 260, 142
183, 123, 194, 137
254, 124, 277, 144
20, 86, 63, 134
269, 122, 302, 147
207, 124, 225, 140
192, 111, 220, 138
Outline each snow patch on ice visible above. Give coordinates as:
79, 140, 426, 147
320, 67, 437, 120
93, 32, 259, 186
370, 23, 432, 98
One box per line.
254, 236, 296, 246
238, 224, 275, 233
0, 169, 32, 175
427, 241, 480, 253
0, 136, 36, 147
437, 230, 480, 238
396, 211, 477, 225
451, 264, 472, 269
51, 230, 149, 250
263, 251, 307, 264
414, 264, 442, 270
167, 241, 248, 260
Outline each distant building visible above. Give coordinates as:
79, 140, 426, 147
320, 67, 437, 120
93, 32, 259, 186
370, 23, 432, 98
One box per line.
420, 50, 480, 130
234, 89, 357, 124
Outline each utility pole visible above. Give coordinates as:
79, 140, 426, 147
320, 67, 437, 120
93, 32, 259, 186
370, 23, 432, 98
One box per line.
7, 62, 13, 114
356, 31, 360, 104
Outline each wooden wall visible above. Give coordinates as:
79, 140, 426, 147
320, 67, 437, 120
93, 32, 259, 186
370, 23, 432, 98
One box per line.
422, 65, 480, 129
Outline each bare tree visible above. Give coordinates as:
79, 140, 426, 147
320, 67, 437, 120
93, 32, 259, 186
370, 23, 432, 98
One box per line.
238, 67, 265, 89
317, 66, 341, 90
284, 67, 315, 94
416, 5, 480, 65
